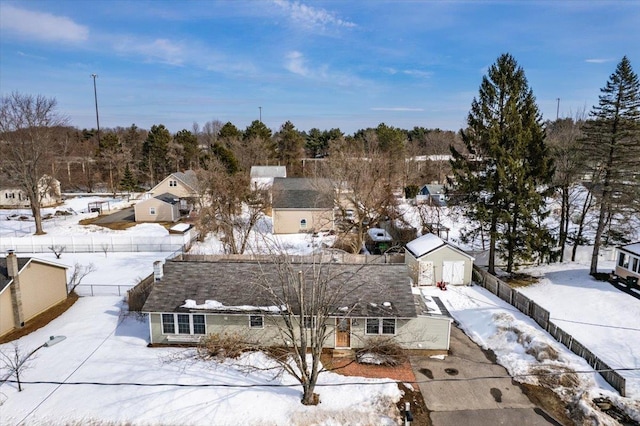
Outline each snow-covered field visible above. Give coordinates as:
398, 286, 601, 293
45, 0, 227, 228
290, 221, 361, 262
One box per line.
1, 196, 640, 424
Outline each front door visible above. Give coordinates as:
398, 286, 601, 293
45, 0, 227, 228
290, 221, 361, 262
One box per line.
335, 318, 351, 348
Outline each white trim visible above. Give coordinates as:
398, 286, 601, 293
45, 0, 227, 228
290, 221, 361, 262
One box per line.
161, 313, 206, 335
365, 318, 397, 335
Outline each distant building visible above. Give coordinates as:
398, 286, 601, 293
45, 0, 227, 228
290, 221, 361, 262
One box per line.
0, 175, 62, 208
271, 178, 334, 234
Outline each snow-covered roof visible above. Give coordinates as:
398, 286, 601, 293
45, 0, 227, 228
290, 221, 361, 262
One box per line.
619, 242, 640, 256
405, 233, 446, 257
250, 166, 287, 179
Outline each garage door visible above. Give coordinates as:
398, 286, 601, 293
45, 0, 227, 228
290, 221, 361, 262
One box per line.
442, 261, 465, 285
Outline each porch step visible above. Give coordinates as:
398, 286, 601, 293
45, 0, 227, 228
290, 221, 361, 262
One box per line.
332, 349, 355, 358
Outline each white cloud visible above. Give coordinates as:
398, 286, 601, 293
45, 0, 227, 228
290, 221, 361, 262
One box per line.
371, 107, 424, 112
284, 51, 311, 77
403, 69, 432, 79
273, 0, 356, 30
585, 58, 613, 64
0, 4, 88, 43
113, 37, 186, 66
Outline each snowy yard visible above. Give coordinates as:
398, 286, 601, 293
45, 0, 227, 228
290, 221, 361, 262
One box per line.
1, 196, 640, 424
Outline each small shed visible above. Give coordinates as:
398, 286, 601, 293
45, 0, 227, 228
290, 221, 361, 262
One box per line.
134, 193, 181, 222
405, 233, 475, 286
365, 228, 393, 254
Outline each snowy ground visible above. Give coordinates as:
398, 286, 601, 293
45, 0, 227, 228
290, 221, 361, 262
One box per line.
2, 195, 640, 424
0, 297, 401, 426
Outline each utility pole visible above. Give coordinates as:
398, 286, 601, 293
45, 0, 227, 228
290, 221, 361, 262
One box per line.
91, 74, 101, 146
259, 106, 262, 123
556, 98, 560, 120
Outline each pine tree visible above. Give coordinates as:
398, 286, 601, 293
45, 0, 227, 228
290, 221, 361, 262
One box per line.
141, 124, 171, 185
119, 164, 137, 192
450, 53, 553, 274
582, 56, 640, 275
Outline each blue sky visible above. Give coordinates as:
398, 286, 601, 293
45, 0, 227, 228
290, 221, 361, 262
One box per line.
1, 1, 638, 135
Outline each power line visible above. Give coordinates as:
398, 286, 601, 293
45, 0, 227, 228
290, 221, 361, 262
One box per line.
4, 367, 639, 389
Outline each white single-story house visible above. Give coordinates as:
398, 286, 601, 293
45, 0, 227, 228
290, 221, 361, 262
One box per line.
614, 242, 640, 283
250, 166, 287, 191
134, 193, 181, 222
0, 175, 62, 208
405, 233, 475, 286
1, 252, 69, 337
142, 260, 452, 352
271, 178, 335, 234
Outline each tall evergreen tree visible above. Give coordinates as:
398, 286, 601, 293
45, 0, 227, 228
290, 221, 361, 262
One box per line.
141, 124, 171, 186
450, 53, 553, 274
272, 121, 305, 175
173, 129, 200, 170
582, 56, 640, 275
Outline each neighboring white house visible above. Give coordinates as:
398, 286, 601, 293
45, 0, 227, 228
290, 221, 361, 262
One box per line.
405, 233, 475, 286
0, 175, 62, 208
614, 242, 640, 282
250, 166, 287, 191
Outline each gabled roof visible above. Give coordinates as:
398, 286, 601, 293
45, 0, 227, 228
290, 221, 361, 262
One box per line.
406, 233, 474, 260
250, 166, 287, 179
272, 178, 334, 209
618, 242, 640, 256
0, 256, 68, 293
172, 170, 198, 190
143, 261, 417, 318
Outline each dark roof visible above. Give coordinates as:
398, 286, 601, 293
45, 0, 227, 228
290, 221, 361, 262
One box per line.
143, 261, 417, 318
154, 192, 180, 204
272, 178, 334, 209
0, 257, 30, 292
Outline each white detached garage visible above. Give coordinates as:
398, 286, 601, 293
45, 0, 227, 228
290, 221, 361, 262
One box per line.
405, 233, 475, 286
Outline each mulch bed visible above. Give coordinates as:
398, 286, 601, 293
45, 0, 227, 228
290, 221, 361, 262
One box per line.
323, 354, 417, 382
0, 292, 79, 344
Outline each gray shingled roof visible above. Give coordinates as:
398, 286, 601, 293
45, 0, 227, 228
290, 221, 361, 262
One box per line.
154, 193, 180, 204
173, 170, 198, 190
272, 178, 334, 209
142, 261, 417, 318
0, 257, 30, 292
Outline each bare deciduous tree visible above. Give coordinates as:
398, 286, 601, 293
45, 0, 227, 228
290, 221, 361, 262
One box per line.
195, 160, 268, 254
0, 343, 37, 392
251, 249, 376, 405
0, 92, 68, 235
68, 262, 97, 293
48, 245, 66, 259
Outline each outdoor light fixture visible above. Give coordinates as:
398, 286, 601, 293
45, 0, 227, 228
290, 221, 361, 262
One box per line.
44, 335, 66, 347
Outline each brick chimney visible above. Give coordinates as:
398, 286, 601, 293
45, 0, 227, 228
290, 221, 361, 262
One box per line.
7, 250, 25, 328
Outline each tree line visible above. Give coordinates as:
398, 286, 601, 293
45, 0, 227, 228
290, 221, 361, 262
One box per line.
1, 54, 638, 276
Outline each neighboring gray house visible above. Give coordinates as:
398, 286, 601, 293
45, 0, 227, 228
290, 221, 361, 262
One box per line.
142, 260, 452, 351
416, 184, 447, 206
250, 166, 287, 190
134, 193, 181, 222
271, 178, 335, 234
405, 233, 475, 286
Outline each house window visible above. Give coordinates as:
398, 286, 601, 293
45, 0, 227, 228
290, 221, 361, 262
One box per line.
250, 315, 264, 328
161, 313, 206, 335
300, 219, 307, 230
149, 207, 156, 215
169, 180, 177, 187
303, 316, 316, 329
365, 318, 396, 335
177, 314, 191, 334
193, 315, 205, 334
632, 257, 639, 273
162, 314, 175, 334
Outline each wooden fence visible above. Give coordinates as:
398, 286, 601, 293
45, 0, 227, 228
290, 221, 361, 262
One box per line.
472, 266, 626, 397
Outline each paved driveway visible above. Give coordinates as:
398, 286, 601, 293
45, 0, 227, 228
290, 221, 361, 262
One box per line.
93, 207, 135, 224
409, 326, 560, 425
